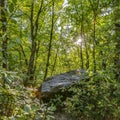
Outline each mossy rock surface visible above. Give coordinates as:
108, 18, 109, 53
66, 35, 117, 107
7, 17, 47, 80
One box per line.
41, 69, 87, 98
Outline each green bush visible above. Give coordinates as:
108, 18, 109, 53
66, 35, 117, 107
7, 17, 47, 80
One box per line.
64, 72, 120, 120
0, 70, 55, 120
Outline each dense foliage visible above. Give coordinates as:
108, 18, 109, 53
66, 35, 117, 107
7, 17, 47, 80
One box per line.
65, 73, 120, 120
0, 0, 120, 119
0, 70, 55, 120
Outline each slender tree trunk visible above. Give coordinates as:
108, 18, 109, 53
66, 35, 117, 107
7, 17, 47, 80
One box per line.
44, 1, 54, 81
84, 37, 89, 69
0, 0, 8, 70
80, 16, 84, 69
93, 16, 96, 73
80, 43, 83, 69
26, 0, 35, 85
100, 51, 106, 70
74, 0, 89, 70
74, 0, 84, 69
114, 0, 120, 80
19, 18, 28, 67
19, 44, 28, 66
80, 1, 84, 69
51, 47, 58, 76
25, 0, 43, 86
88, 0, 99, 72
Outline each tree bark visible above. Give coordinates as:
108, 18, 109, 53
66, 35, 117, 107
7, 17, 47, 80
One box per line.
93, 15, 96, 73
114, 0, 120, 80
25, 0, 43, 86
0, 0, 8, 70
26, 0, 35, 85
51, 47, 59, 76
44, 0, 54, 81
88, 0, 99, 72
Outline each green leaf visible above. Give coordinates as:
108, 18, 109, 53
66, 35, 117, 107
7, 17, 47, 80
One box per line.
9, 89, 17, 95
11, 18, 17, 24
16, 38, 21, 44
9, 116, 16, 120
9, 3, 14, 13
12, 0, 17, 4
24, 104, 31, 113
0, 21, 2, 28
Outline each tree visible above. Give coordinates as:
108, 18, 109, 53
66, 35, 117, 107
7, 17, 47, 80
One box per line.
44, 0, 55, 80
0, 0, 8, 70
25, 0, 44, 85
113, 0, 120, 80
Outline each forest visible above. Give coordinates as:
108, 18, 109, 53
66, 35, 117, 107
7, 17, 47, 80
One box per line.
0, 0, 120, 119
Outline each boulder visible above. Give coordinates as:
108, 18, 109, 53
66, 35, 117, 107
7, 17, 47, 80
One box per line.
41, 69, 87, 98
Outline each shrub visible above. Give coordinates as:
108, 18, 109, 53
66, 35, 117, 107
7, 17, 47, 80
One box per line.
64, 72, 120, 120
0, 70, 55, 120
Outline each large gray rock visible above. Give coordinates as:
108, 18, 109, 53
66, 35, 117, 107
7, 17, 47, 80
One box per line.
41, 69, 87, 98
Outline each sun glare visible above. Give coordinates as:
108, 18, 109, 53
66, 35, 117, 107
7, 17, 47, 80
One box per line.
75, 37, 83, 45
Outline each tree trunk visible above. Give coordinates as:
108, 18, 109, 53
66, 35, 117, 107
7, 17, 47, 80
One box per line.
25, 0, 43, 86
51, 47, 59, 76
93, 16, 96, 73
25, 1, 35, 86
44, 1, 54, 81
0, 0, 8, 70
114, 0, 120, 80
88, 0, 99, 73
